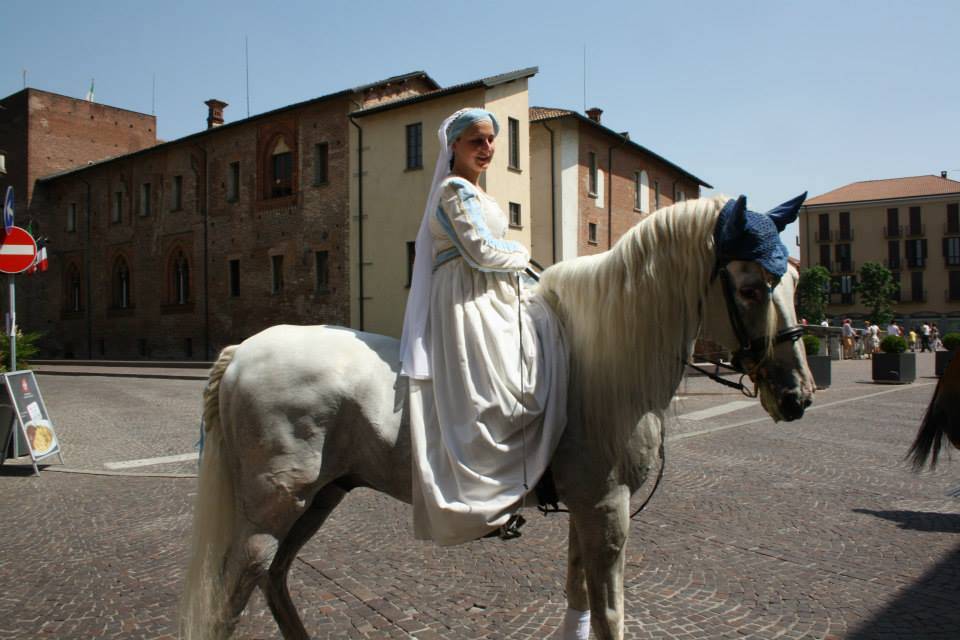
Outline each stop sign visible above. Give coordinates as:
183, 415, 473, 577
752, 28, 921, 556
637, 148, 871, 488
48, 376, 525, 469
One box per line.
0, 227, 38, 274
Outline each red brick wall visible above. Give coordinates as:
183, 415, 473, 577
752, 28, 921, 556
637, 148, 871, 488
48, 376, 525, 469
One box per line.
22, 96, 353, 360
576, 120, 701, 256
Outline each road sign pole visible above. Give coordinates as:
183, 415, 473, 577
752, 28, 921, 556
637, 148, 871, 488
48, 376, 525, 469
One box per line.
8, 275, 15, 372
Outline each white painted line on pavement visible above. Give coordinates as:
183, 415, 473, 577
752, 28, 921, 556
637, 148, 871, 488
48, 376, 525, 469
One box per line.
670, 382, 935, 442
680, 400, 756, 421
104, 452, 198, 470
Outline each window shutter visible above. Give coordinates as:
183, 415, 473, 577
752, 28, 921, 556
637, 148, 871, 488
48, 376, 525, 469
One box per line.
944, 238, 950, 257
922, 239, 928, 258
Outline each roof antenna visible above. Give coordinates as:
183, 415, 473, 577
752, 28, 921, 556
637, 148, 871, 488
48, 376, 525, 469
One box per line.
245, 35, 251, 118
152, 72, 156, 116
583, 44, 587, 113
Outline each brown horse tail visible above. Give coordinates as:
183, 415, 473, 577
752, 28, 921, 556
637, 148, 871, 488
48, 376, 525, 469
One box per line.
908, 354, 960, 470
180, 345, 239, 639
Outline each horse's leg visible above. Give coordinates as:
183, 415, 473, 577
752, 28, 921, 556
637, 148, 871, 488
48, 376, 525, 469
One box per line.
570, 486, 630, 640
261, 484, 348, 640
552, 518, 591, 639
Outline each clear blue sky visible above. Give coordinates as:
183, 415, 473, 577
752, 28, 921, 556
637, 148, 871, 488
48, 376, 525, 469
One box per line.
3, 0, 958, 257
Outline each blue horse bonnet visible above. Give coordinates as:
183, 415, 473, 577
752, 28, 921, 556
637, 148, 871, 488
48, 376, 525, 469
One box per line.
714, 193, 806, 278
447, 108, 500, 142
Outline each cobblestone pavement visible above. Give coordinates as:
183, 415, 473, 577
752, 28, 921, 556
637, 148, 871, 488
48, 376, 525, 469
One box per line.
0, 355, 957, 639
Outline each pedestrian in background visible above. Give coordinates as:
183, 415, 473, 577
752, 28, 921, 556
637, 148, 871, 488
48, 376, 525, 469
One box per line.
865, 320, 880, 356
842, 319, 855, 359
931, 323, 941, 350
908, 327, 918, 352
920, 322, 931, 352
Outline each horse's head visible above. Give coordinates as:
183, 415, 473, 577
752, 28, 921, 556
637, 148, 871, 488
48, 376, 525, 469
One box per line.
703, 194, 815, 421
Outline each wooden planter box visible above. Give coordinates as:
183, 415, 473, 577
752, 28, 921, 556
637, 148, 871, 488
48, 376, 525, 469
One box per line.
807, 354, 831, 389
872, 352, 916, 384
935, 350, 957, 377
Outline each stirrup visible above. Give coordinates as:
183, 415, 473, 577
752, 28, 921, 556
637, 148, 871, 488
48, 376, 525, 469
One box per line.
483, 513, 526, 540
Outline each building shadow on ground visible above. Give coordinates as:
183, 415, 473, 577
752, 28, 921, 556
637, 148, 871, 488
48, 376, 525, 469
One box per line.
847, 510, 960, 639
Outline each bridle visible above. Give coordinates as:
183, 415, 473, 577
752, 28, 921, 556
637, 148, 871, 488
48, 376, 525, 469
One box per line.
688, 260, 804, 397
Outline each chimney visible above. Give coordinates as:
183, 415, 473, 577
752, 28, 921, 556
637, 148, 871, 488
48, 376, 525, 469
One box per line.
205, 99, 228, 129
942, 170, 948, 179
586, 107, 603, 123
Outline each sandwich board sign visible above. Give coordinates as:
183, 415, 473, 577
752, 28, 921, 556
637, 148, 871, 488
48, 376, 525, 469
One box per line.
0, 370, 63, 475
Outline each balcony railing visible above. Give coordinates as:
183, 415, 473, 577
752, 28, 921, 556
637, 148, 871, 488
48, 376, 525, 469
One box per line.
944, 222, 960, 235
834, 260, 855, 273
884, 225, 903, 238
906, 257, 926, 268
818, 260, 832, 272
905, 224, 926, 238
836, 228, 854, 241
909, 289, 927, 303
815, 230, 832, 243
884, 257, 901, 269
946, 289, 960, 302
945, 256, 960, 267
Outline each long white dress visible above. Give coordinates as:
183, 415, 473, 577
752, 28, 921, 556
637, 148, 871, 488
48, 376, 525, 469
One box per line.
410, 176, 569, 546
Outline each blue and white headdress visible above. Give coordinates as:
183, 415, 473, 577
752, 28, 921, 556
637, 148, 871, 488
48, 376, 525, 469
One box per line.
714, 193, 806, 278
400, 108, 500, 379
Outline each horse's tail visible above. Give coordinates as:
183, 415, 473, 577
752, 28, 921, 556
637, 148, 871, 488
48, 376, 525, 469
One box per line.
180, 345, 240, 640
908, 353, 960, 470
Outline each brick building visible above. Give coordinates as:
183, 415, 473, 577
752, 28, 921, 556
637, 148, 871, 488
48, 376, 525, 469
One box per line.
800, 173, 960, 330
2, 73, 439, 359
529, 106, 710, 266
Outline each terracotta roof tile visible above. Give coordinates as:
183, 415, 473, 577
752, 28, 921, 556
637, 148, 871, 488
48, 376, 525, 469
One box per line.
806, 175, 960, 206
530, 106, 573, 121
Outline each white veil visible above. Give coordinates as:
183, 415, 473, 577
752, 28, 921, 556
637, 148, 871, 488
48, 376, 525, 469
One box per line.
398, 109, 470, 380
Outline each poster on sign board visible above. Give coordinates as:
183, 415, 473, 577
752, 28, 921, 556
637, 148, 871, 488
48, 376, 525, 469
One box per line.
0, 371, 63, 474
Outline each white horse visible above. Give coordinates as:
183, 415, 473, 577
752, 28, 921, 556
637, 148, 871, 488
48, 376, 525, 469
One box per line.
181, 194, 815, 640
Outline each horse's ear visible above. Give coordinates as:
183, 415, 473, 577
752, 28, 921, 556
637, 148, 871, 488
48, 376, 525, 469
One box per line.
767, 192, 807, 231
725, 195, 748, 234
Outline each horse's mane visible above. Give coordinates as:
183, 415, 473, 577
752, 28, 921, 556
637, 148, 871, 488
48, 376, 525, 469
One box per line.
538, 195, 728, 464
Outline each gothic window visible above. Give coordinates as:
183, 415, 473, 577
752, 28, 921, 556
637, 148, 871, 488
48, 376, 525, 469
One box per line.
112, 256, 132, 309
169, 249, 190, 305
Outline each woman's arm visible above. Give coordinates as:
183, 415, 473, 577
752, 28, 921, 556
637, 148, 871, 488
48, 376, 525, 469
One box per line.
435, 179, 529, 272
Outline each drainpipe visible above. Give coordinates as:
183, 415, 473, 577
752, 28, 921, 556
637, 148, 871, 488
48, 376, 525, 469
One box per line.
79, 177, 93, 358
607, 134, 629, 249
190, 144, 210, 359
349, 116, 364, 330
542, 122, 557, 264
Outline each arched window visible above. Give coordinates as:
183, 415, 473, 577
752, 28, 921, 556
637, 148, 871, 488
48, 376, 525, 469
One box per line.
112, 256, 131, 309
169, 249, 190, 305
638, 170, 650, 213
271, 137, 293, 198
65, 262, 82, 312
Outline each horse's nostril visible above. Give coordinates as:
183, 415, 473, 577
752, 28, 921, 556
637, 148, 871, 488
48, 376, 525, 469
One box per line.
804, 396, 813, 408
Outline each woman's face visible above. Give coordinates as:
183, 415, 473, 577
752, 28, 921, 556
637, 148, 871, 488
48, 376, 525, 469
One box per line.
451, 120, 496, 177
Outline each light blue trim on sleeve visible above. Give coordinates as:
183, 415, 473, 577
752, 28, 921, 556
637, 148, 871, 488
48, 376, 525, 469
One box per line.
434, 204, 522, 273
445, 178, 527, 254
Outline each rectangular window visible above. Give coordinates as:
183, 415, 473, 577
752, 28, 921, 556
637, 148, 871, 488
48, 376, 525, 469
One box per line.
906, 239, 928, 268
887, 240, 900, 269
947, 203, 959, 234
838, 211, 851, 240
315, 250, 329, 293
819, 244, 831, 270
227, 161, 240, 201
229, 259, 240, 297
271, 152, 293, 198
909, 206, 922, 235
588, 222, 598, 244
944, 237, 960, 266
835, 244, 852, 272
950, 271, 960, 301
509, 202, 522, 228
67, 203, 77, 232
840, 274, 855, 303
112, 191, 123, 223
172, 175, 183, 210
911, 270, 924, 302
140, 183, 151, 216
508, 117, 520, 169
818, 213, 830, 242
886, 208, 900, 237
406, 241, 416, 288
406, 123, 423, 170
654, 180, 660, 210
271, 254, 284, 293
314, 143, 329, 185
634, 173, 642, 210
588, 152, 597, 195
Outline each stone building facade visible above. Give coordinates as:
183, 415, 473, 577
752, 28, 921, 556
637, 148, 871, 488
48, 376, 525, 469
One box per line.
800, 174, 960, 330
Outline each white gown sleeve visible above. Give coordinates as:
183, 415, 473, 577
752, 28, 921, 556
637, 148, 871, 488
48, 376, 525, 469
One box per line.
435, 179, 529, 272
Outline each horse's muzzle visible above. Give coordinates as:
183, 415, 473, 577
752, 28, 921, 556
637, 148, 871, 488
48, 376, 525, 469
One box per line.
778, 390, 812, 421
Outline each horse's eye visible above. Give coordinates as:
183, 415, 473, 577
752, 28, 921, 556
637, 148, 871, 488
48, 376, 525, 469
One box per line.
739, 286, 762, 302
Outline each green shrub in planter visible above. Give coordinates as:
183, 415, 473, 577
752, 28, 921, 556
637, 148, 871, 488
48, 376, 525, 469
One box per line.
942, 333, 960, 351
802, 334, 821, 356
880, 335, 907, 354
